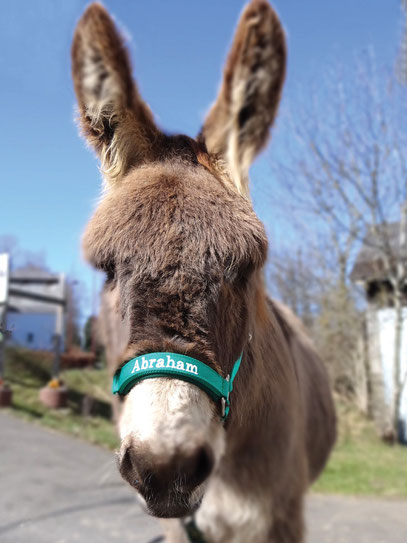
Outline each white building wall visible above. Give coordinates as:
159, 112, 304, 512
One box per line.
377, 308, 407, 440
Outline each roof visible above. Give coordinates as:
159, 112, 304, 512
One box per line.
351, 223, 407, 282
8, 266, 66, 314
10, 266, 60, 284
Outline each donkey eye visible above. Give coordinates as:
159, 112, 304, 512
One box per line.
103, 260, 116, 282
224, 255, 255, 284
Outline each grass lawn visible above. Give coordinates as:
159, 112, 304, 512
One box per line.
3, 347, 119, 450
3, 347, 407, 498
312, 401, 407, 498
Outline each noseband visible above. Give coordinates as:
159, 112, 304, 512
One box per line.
112, 351, 243, 420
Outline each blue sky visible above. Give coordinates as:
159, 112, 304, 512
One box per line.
0, 0, 402, 318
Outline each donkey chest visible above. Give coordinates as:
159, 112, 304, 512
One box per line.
193, 476, 272, 543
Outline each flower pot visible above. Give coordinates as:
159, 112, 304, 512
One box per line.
0, 385, 12, 407
39, 385, 68, 409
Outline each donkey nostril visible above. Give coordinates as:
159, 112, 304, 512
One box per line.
196, 446, 214, 482
119, 443, 214, 496
181, 445, 214, 490
119, 446, 142, 489
120, 447, 132, 474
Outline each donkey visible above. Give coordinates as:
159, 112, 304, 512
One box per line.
72, 1, 336, 541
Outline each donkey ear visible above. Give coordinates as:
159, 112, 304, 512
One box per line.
200, 0, 286, 195
71, 3, 160, 186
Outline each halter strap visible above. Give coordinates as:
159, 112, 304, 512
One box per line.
183, 517, 206, 543
112, 351, 243, 420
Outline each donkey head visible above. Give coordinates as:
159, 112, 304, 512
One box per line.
72, 0, 286, 518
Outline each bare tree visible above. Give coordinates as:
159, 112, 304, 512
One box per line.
270, 53, 407, 438
269, 248, 315, 328
269, 245, 365, 407
0, 235, 48, 271
0, 236, 20, 266
397, 0, 407, 84
65, 278, 84, 351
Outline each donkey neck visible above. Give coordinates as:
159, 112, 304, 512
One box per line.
226, 276, 301, 450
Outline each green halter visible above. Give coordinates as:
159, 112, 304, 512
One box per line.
112, 351, 243, 420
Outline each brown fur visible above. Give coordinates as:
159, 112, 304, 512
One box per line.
201, 0, 287, 195
72, 3, 160, 185
72, 2, 336, 541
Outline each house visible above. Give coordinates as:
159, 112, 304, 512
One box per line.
351, 223, 407, 442
351, 222, 407, 304
6, 266, 66, 351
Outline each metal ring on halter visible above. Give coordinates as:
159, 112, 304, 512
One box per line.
221, 397, 226, 419
221, 375, 230, 419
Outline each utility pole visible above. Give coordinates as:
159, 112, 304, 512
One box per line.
51, 274, 66, 378
0, 254, 12, 407
91, 269, 97, 355
0, 254, 10, 379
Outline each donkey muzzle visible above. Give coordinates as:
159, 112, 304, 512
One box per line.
119, 440, 214, 518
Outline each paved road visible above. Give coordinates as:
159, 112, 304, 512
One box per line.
0, 413, 406, 543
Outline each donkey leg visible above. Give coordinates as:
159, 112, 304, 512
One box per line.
269, 496, 304, 543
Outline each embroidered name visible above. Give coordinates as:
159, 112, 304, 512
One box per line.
131, 355, 198, 375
